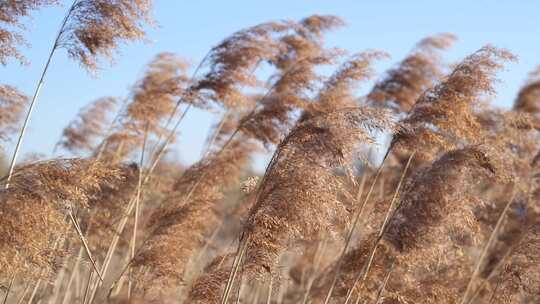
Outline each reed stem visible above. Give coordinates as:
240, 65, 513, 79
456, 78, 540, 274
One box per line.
5, 0, 78, 188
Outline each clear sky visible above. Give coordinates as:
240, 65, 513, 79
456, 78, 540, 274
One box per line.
2, 0, 539, 168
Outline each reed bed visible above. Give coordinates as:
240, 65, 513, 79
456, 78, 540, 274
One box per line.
0, 3, 538, 304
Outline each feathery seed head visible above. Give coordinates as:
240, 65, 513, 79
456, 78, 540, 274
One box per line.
58, 0, 154, 71
368, 33, 456, 112
0, 84, 29, 141
392, 45, 517, 160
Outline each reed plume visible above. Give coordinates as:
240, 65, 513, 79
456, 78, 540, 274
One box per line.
380, 146, 513, 303
191, 15, 344, 111
0, 84, 28, 141
488, 222, 539, 304
0, 0, 59, 64
305, 51, 389, 118
0, 158, 126, 280
190, 20, 292, 109
514, 66, 540, 115
95, 52, 189, 163
57, 0, 153, 71
131, 138, 255, 299
2, 8, 540, 304
385, 145, 512, 252
57, 96, 119, 154
126, 52, 190, 136
475, 108, 539, 182
84, 163, 139, 253
468, 165, 539, 303
188, 254, 236, 304
392, 45, 516, 160
309, 145, 513, 304
367, 33, 456, 112
312, 234, 397, 302
240, 15, 345, 146
242, 107, 396, 281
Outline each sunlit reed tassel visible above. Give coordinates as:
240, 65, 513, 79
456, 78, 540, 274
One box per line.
223, 108, 397, 304
0, 0, 59, 65
367, 33, 456, 112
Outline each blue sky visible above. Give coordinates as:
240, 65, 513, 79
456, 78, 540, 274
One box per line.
1, 0, 539, 168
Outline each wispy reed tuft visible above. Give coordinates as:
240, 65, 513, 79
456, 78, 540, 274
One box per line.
393, 45, 517, 160
0, 85, 29, 141
367, 33, 456, 112
0, 0, 59, 64
243, 107, 397, 281
58, 0, 154, 71
131, 138, 255, 299
57, 96, 119, 154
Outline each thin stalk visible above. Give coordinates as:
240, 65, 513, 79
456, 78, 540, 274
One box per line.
89, 128, 176, 302
234, 277, 246, 304
27, 280, 40, 304
266, 277, 273, 304
62, 220, 92, 304
106, 235, 155, 299
15, 282, 31, 304
465, 230, 528, 304
82, 270, 94, 304
5, 0, 77, 188
128, 122, 149, 300
277, 280, 288, 304
487, 280, 501, 304
61, 247, 84, 304
2, 274, 14, 304
221, 235, 250, 304
92, 199, 136, 297
460, 190, 517, 304
75, 265, 81, 302
354, 293, 363, 304
25, 219, 69, 304
163, 51, 209, 129
108, 254, 132, 299
344, 151, 415, 304
68, 210, 104, 282
88, 200, 134, 302
201, 110, 231, 157
252, 284, 261, 304
144, 51, 210, 160
323, 150, 391, 304
90, 127, 154, 302
373, 262, 394, 304
195, 218, 225, 263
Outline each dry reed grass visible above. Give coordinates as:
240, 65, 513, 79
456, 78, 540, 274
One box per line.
0, 6, 539, 304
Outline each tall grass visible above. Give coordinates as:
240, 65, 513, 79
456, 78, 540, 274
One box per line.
0, 3, 539, 304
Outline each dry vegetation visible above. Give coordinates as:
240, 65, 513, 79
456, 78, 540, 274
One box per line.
0, 2, 539, 304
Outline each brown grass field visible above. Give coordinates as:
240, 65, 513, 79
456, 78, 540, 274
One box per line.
0, 1, 538, 303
